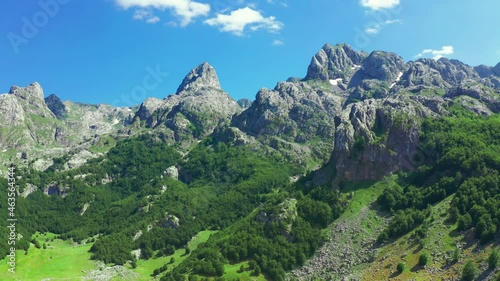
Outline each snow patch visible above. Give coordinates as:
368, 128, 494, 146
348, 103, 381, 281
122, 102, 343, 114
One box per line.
329, 78, 343, 86
351, 64, 361, 70
80, 202, 91, 216
390, 71, 403, 89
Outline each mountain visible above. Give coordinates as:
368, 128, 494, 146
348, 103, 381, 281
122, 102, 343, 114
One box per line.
1, 43, 499, 281
231, 43, 499, 181
133, 62, 240, 147
0, 83, 134, 173
2, 44, 497, 177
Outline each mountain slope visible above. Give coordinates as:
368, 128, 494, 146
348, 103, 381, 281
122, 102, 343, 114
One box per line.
133, 62, 240, 147
0, 43, 499, 281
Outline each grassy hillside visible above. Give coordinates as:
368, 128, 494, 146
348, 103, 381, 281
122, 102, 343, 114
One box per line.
0, 232, 95, 281
1, 113, 499, 280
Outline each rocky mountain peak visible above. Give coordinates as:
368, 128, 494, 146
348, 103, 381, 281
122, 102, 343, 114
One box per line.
176, 62, 221, 94
494, 62, 500, 76
45, 94, 67, 119
361, 51, 405, 81
7, 82, 53, 118
237, 98, 253, 109
306, 43, 367, 80
10, 82, 44, 101
474, 65, 494, 78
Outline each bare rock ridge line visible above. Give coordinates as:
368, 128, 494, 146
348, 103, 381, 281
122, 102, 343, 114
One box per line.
0, 43, 499, 183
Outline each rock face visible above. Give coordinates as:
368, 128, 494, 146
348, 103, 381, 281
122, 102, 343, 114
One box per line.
45, 94, 68, 118
331, 96, 441, 182
0, 94, 26, 127
134, 63, 240, 146
306, 43, 367, 81
0, 82, 134, 175
230, 43, 499, 180
358, 51, 405, 82
494, 62, 500, 76
0, 83, 55, 151
232, 81, 343, 164
176, 62, 221, 93
9, 82, 54, 118
237, 98, 253, 109
0, 43, 498, 184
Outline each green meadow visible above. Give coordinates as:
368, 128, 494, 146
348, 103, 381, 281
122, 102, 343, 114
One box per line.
0, 232, 95, 281
0, 230, 218, 280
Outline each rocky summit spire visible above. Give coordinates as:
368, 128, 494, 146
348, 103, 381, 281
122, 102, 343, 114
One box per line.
176, 62, 221, 94
8, 82, 54, 118
306, 43, 367, 80
9, 82, 45, 101
494, 62, 500, 76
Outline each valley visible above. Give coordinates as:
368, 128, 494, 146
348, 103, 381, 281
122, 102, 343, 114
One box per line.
1, 43, 499, 281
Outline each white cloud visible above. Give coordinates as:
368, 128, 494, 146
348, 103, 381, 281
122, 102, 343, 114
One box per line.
384, 19, 402, 24
146, 16, 160, 23
364, 19, 401, 34
272, 39, 284, 46
360, 0, 400, 10
133, 9, 160, 23
116, 0, 210, 26
204, 7, 283, 36
267, 0, 289, 8
415, 45, 454, 60
365, 26, 380, 34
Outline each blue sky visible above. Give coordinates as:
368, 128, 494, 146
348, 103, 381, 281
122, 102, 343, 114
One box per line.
1, 0, 499, 106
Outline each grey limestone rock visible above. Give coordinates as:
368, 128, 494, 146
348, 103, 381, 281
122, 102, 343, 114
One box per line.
306, 43, 367, 81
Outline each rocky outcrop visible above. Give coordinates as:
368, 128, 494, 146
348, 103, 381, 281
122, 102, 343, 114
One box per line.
399, 60, 449, 89
164, 166, 179, 180
0, 93, 26, 127
45, 94, 67, 118
0, 83, 55, 150
234, 82, 342, 140
474, 65, 494, 78
232, 80, 344, 164
9, 82, 54, 118
399, 58, 481, 91
0, 82, 134, 173
1, 43, 498, 186
494, 62, 500, 76
135, 97, 163, 122
331, 96, 439, 182
134, 63, 240, 146
446, 80, 500, 113
176, 62, 221, 93
237, 98, 253, 109
356, 51, 405, 82
427, 58, 480, 85
306, 43, 367, 81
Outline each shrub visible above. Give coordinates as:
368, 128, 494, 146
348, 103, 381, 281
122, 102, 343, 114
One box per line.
419, 253, 429, 266
397, 262, 405, 274
489, 248, 499, 270
252, 265, 261, 276
462, 260, 477, 281
453, 247, 461, 263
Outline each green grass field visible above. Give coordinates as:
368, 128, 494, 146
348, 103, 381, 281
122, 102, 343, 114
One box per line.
133, 230, 218, 280
0, 230, 220, 281
0, 232, 95, 281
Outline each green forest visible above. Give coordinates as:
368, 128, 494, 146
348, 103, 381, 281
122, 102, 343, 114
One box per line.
1, 110, 499, 280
